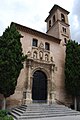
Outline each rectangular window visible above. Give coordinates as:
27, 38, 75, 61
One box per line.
45, 42, 50, 50
32, 38, 38, 47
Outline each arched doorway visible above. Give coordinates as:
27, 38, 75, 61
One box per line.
32, 70, 47, 103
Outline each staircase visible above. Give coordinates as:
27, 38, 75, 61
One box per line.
9, 103, 80, 120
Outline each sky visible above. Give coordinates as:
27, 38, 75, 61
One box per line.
0, 0, 80, 42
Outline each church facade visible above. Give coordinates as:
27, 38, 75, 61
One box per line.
7, 5, 71, 108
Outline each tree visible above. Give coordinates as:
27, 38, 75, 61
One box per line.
0, 23, 26, 109
65, 40, 80, 110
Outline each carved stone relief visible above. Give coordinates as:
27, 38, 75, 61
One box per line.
27, 51, 31, 57
33, 51, 37, 59
39, 51, 43, 60
39, 42, 44, 49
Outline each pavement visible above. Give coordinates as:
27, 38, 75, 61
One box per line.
26, 115, 80, 120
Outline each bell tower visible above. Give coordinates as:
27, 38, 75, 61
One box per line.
45, 4, 70, 44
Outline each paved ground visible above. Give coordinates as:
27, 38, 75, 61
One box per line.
26, 115, 80, 120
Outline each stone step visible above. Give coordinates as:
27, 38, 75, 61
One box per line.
25, 106, 73, 110
15, 108, 78, 115
26, 106, 67, 109
26, 107, 73, 112
26, 106, 70, 110
27, 107, 69, 110
17, 106, 27, 111
9, 104, 80, 120
22, 109, 80, 115
26, 105, 69, 110
19, 113, 80, 120
10, 106, 27, 118
24, 110, 79, 114
14, 108, 25, 113
12, 109, 23, 116
27, 104, 65, 107
9, 111, 20, 119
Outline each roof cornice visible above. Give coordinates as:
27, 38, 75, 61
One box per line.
11, 22, 61, 44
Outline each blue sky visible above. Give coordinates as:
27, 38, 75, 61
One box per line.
0, 0, 80, 42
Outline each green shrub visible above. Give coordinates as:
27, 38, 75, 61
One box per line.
0, 110, 8, 117
3, 115, 14, 120
0, 116, 3, 120
0, 116, 14, 120
0, 110, 14, 120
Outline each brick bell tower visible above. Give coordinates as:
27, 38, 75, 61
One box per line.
45, 4, 70, 45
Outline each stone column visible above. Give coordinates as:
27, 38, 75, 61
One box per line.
47, 78, 51, 104
28, 61, 31, 89
26, 61, 32, 104
50, 64, 56, 103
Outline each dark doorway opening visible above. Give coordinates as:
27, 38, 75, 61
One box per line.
32, 70, 47, 103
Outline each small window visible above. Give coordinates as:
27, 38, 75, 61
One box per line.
61, 14, 65, 22
49, 20, 51, 28
64, 38, 67, 44
53, 15, 55, 23
45, 42, 50, 50
32, 38, 38, 47
62, 27, 66, 33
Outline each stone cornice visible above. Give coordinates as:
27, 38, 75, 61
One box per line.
11, 22, 61, 44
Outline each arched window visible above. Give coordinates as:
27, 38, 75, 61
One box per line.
64, 38, 67, 44
62, 27, 66, 34
53, 15, 55, 23
49, 20, 51, 28
61, 14, 65, 22
45, 54, 49, 61
33, 51, 37, 59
